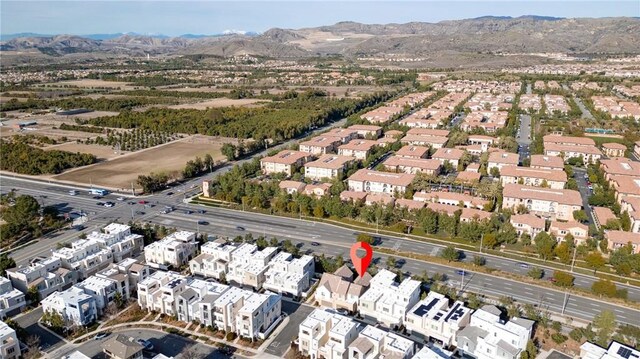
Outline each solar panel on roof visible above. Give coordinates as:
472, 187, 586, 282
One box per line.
413, 298, 439, 316
617, 347, 632, 359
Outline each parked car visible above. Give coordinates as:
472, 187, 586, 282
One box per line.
136, 339, 154, 351
94, 332, 110, 340
197, 220, 209, 225
103, 202, 115, 207
310, 242, 320, 246
517, 263, 529, 269
236, 226, 245, 231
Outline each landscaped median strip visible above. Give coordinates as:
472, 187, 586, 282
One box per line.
189, 195, 640, 289
374, 246, 640, 311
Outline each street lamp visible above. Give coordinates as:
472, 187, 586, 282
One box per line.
570, 246, 577, 273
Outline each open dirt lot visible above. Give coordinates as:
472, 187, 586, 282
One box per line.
44, 142, 121, 160
53, 135, 229, 190
41, 79, 137, 90
160, 86, 232, 93
166, 98, 270, 109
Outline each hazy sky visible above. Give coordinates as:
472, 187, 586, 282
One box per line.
2, 1, 639, 36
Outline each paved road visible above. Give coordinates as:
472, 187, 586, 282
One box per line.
573, 167, 595, 227
265, 300, 315, 357
573, 97, 595, 121
51, 328, 249, 359
5, 175, 640, 304
13, 307, 66, 352
147, 212, 640, 325
526, 83, 532, 95
516, 114, 532, 164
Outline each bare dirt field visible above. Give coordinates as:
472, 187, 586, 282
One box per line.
53, 135, 229, 190
42, 79, 136, 90
167, 98, 271, 109
0, 111, 120, 140
44, 142, 121, 160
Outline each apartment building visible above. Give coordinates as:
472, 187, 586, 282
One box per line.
382, 156, 442, 175
338, 139, 378, 160
502, 184, 582, 221
41, 287, 98, 326
347, 169, 415, 195
52, 238, 114, 280
213, 286, 282, 340
86, 223, 144, 262
144, 231, 197, 269
325, 128, 358, 143
606, 231, 640, 254
592, 206, 617, 230
549, 221, 589, 244
114, 258, 149, 291
365, 193, 395, 207
315, 266, 371, 313
602, 143, 627, 158
543, 135, 602, 164
396, 145, 429, 159
413, 346, 454, 359
635, 141, 640, 159
263, 252, 314, 297
260, 150, 310, 176
190, 240, 249, 280
600, 158, 640, 182
6, 257, 76, 300
519, 94, 542, 111
609, 175, 640, 204
348, 325, 415, 359
460, 112, 508, 133
280, 180, 306, 194
361, 106, 403, 124
0, 321, 20, 359
226, 245, 278, 290
348, 124, 382, 139
488, 152, 520, 172
405, 292, 472, 348
358, 269, 420, 327
299, 308, 361, 359
580, 341, 640, 359
0, 277, 25, 319
510, 214, 546, 238
499, 166, 567, 189
456, 305, 534, 359
468, 135, 496, 151
621, 197, 640, 233
75, 275, 123, 315
299, 136, 343, 155
401, 128, 450, 149
413, 191, 488, 210
432, 148, 465, 167
544, 94, 569, 114
530, 155, 565, 171
304, 183, 332, 197
304, 155, 355, 180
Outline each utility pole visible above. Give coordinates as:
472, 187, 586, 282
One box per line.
479, 233, 484, 254
570, 246, 577, 273
561, 291, 569, 315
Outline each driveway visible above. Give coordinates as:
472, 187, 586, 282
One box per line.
572, 167, 594, 226
264, 300, 314, 357
516, 114, 532, 164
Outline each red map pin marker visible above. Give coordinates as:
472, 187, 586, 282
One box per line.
350, 241, 373, 278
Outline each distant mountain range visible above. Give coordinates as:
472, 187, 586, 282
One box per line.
2, 16, 639, 59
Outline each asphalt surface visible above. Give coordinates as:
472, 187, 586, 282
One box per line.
265, 300, 315, 357
573, 97, 595, 121
13, 307, 66, 352
51, 328, 249, 359
516, 114, 532, 165
572, 167, 595, 227
4, 176, 640, 318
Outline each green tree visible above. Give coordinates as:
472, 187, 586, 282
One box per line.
41, 309, 66, 332
440, 246, 460, 262
313, 205, 325, 218
527, 267, 544, 280
114, 292, 125, 308
0, 253, 16, 276
356, 233, 375, 245
534, 232, 556, 261
473, 255, 486, 266
221, 143, 237, 161
520, 340, 538, 359
573, 210, 589, 223
386, 256, 397, 269
555, 242, 572, 264
592, 279, 617, 298
585, 251, 606, 274
26, 286, 40, 303
553, 271, 575, 287
593, 310, 617, 347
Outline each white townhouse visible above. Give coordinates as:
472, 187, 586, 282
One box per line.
358, 269, 420, 328
0, 277, 26, 319
298, 308, 361, 359
405, 292, 472, 348
41, 287, 98, 326
263, 252, 315, 297
6, 257, 77, 300
456, 305, 534, 359
144, 231, 197, 269
86, 223, 144, 262
137, 271, 188, 315
52, 238, 114, 280
348, 325, 416, 359
190, 240, 239, 280
0, 321, 20, 359
213, 286, 282, 340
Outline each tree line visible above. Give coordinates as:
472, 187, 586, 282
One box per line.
0, 139, 97, 175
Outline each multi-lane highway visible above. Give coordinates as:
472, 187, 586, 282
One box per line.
3, 175, 640, 325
